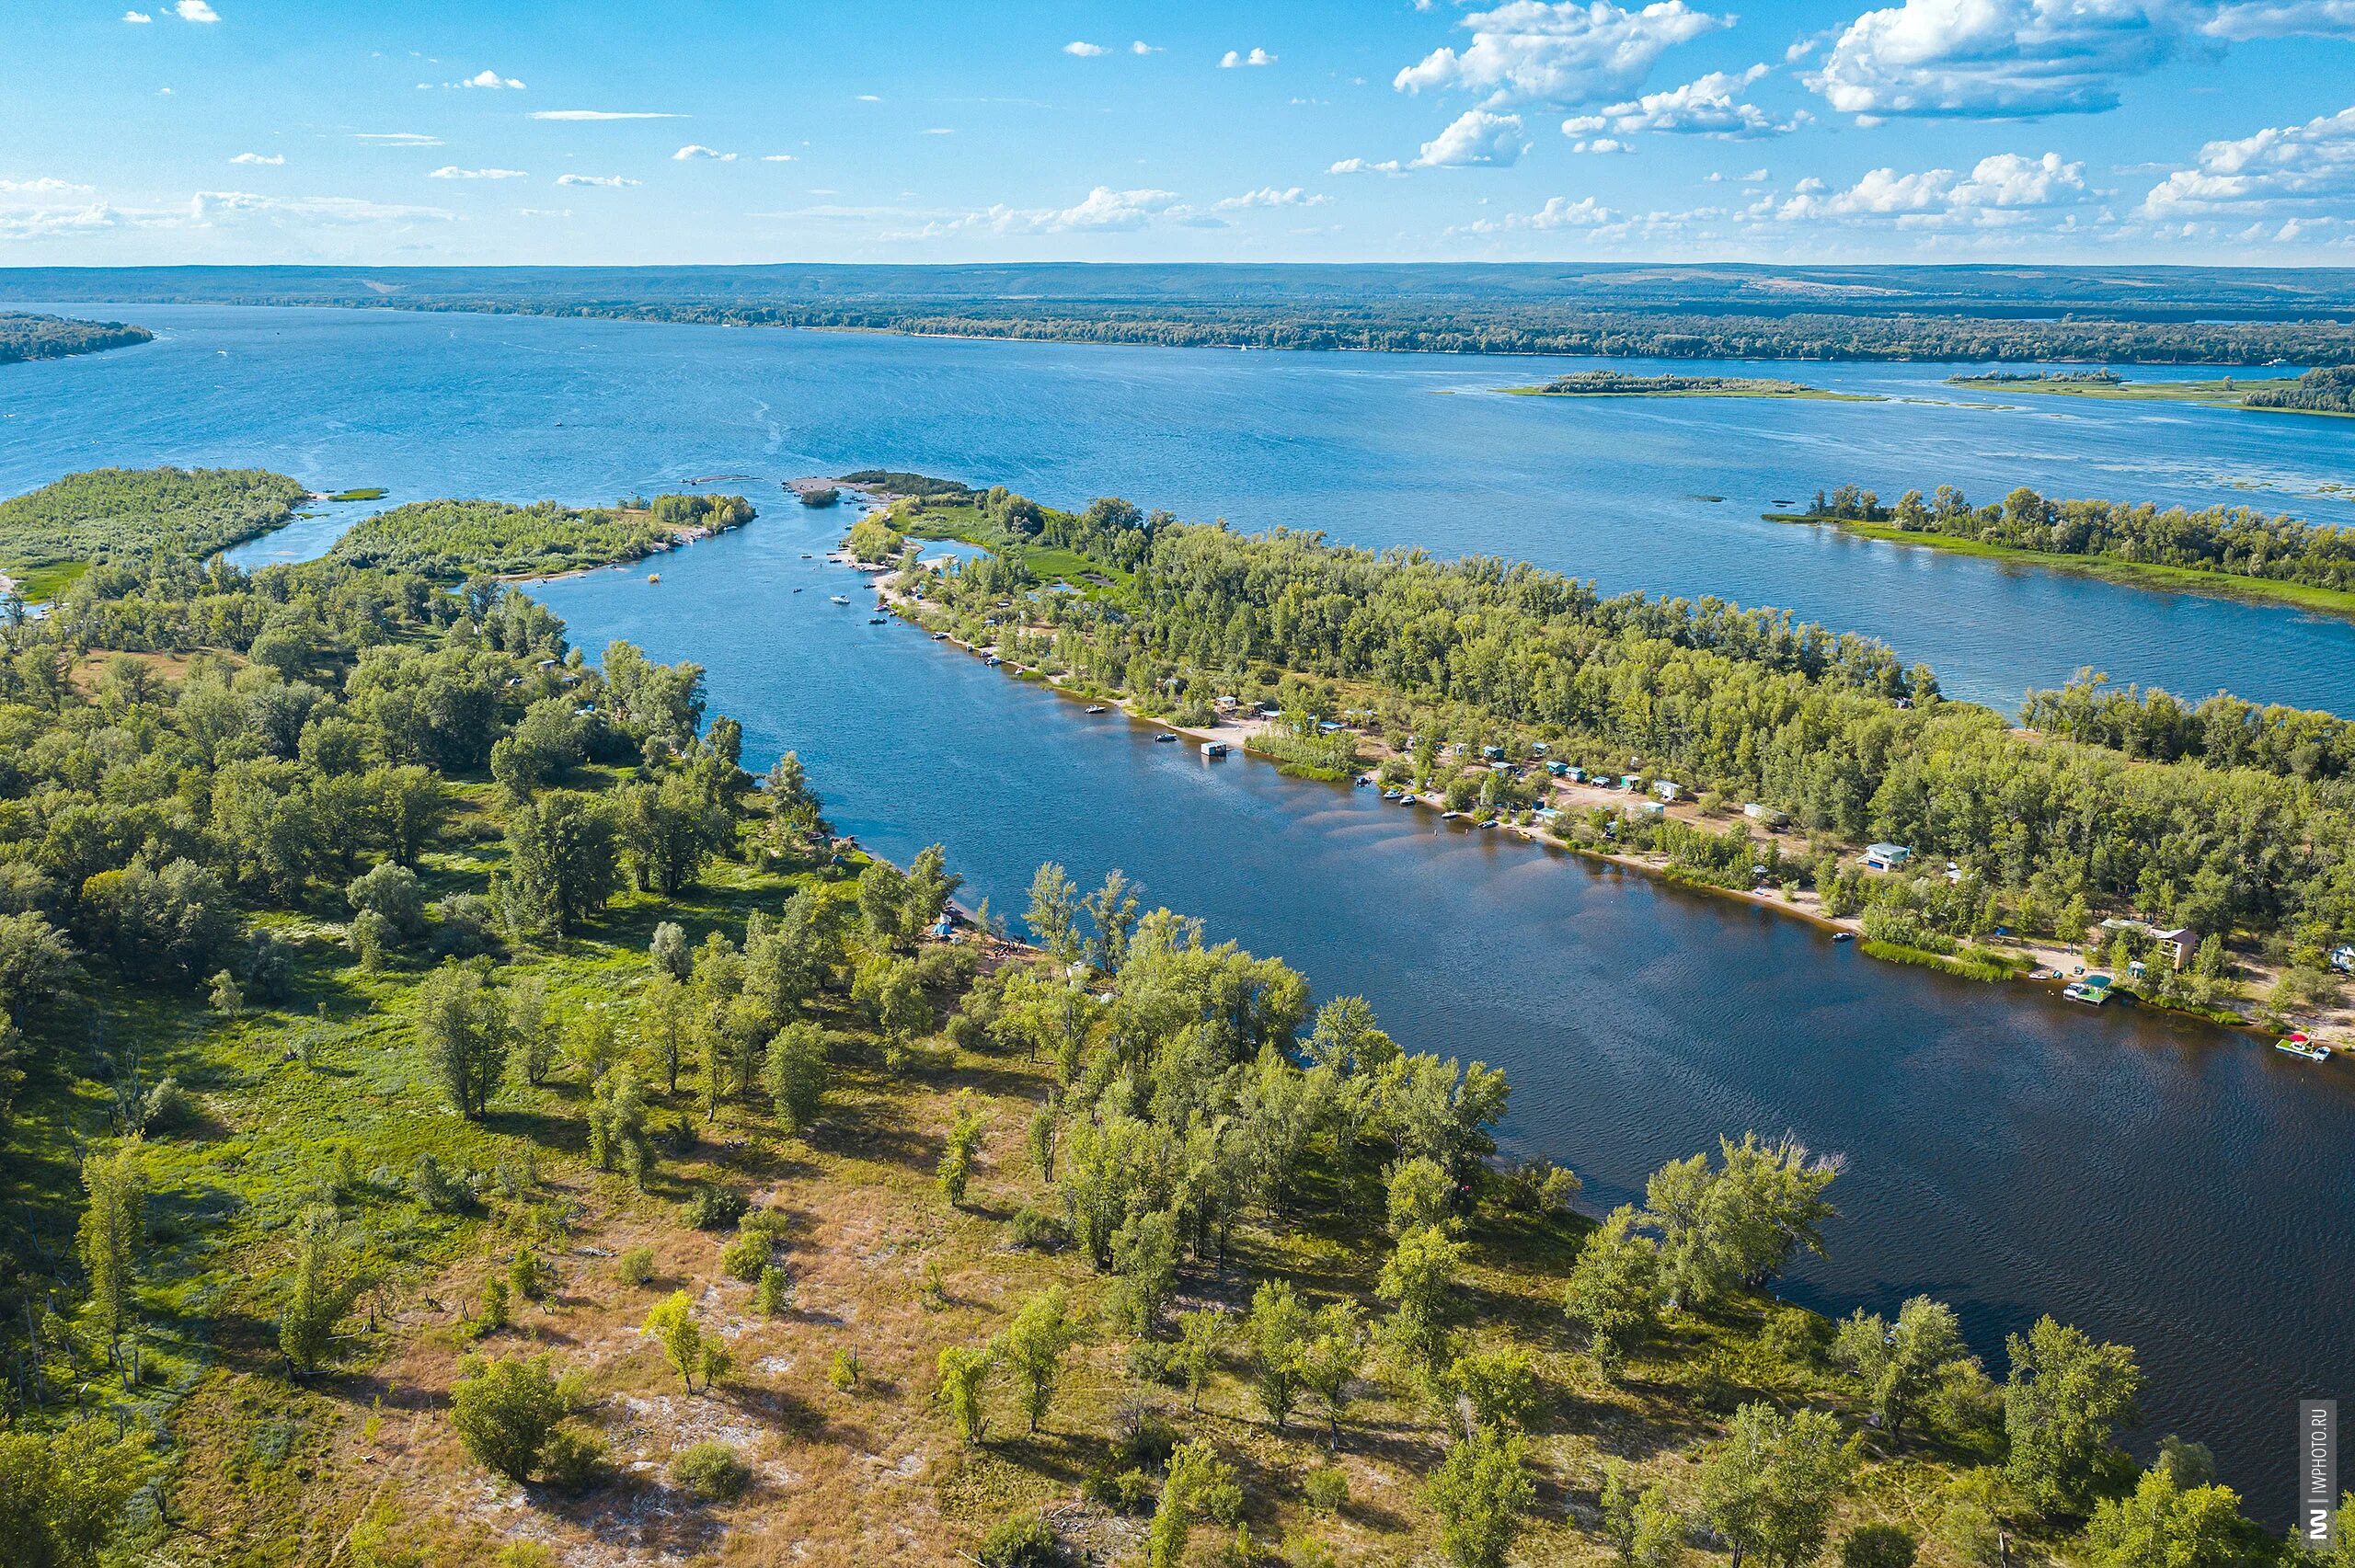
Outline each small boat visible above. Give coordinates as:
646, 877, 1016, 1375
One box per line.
932, 631, 949, 640
647, 573, 661, 583
2062, 980, 2111, 1005
2275, 1033, 2332, 1062
1200, 740, 1228, 758
829, 594, 851, 605
1830, 931, 1855, 944
867, 616, 888, 625
1154, 732, 1178, 743
800, 553, 813, 559
1382, 789, 1400, 801
1441, 810, 1462, 820
1086, 704, 1107, 715
1396, 794, 1417, 806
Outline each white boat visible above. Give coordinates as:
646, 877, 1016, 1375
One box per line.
1200, 740, 1228, 758
2275, 1034, 2332, 1062
829, 594, 851, 605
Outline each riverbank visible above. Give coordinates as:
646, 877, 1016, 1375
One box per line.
1763, 511, 2355, 620
1506, 372, 1880, 402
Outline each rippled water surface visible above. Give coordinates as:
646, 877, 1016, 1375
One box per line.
6, 303, 2352, 1512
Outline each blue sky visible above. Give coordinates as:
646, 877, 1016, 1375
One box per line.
5, 0, 2355, 266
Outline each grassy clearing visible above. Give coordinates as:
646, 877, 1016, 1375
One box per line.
1943, 373, 2355, 418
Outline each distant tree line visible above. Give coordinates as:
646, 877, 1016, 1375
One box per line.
2241, 365, 2355, 413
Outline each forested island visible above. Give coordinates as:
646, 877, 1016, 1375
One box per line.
1779, 483, 2355, 613
0, 464, 2326, 1566
0, 465, 308, 601
9, 261, 2355, 363
327, 491, 753, 579
1509, 372, 1875, 401
873, 477, 2355, 1025
0, 311, 152, 367
1947, 365, 2355, 416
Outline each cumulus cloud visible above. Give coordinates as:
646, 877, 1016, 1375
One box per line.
1212, 186, 1332, 209
430, 166, 527, 179
986, 185, 1188, 232
229, 152, 283, 166
1132, 40, 1161, 53
2201, 0, 2355, 36
123, 10, 151, 21
556, 173, 638, 187
2142, 104, 2355, 216
1777, 151, 2088, 223
1561, 63, 1805, 138
1329, 156, 1407, 174
1808, 0, 2188, 119
1414, 109, 1530, 166
1568, 135, 1633, 152
453, 68, 525, 89
1221, 47, 1278, 67
530, 109, 683, 121
175, 0, 219, 20
1455, 193, 1623, 234
672, 143, 736, 160
0, 202, 124, 239
1063, 40, 1108, 56
1395, 1, 1729, 106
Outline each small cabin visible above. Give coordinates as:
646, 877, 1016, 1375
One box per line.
2151, 926, 2199, 968
1481, 745, 1505, 761
1566, 765, 1587, 783
1200, 740, 1229, 759
1743, 802, 1789, 828
1619, 773, 1642, 791
1638, 800, 1667, 818
1864, 842, 1912, 871
1654, 780, 1681, 803
1546, 760, 1569, 776
1215, 695, 1239, 711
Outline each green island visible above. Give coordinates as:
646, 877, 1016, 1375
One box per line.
1506, 371, 1880, 402
0, 464, 2327, 1568
0, 311, 154, 367
0, 465, 310, 602
1947, 365, 2355, 418
869, 475, 2355, 1026
1771, 482, 2355, 618
327, 487, 388, 503
327, 490, 752, 579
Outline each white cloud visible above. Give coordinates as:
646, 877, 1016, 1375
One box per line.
353, 132, 442, 146
1063, 40, 1109, 56
189, 190, 454, 224
174, 0, 219, 21
971, 186, 1196, 234
1221, 47, 1278, 67
530, 109, 683, 121
1456, 193, 1622, 233
1777, 151, 2088, 223
856, 94, 882, 102
1413, 108, 1529, 166
1132, 40, 1161, 54
454, 68, 525, 89
1562, 63, 1804, 138
556, 173, 639, 187
761, 154, 796, 162
1568, 135, 1633, 153
2201, 0, 2355, 37
672, 143, 737, 161
1329, 156, 1407, 174
0, 177, 92, 195
1808, 0, 2187, 119
1213, 186, 1332, 209
923, 127, 955, 135
0, 202, 124, 239
430, 166, 527, 179
2142, 104, 2355, 216
228, 152, 283, 166
1395, 1, 1729, 106
123, 10, 151, 21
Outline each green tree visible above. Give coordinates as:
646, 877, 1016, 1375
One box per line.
1147, 1439, 1242, 1568
1246, 1278, 1309, 1429
278, 1203, 358, 1376
1110, 1207, 1180, 1335
415, 958, 510, 1118
763, 1020, 829, 1134
449, 1352, 570, 1482
1083, 867, 1141, 972
1832, 1295, 1973, 1438
2084, 1462, 2252, 1568
75, 1141, 144, 1368
1696, 1402, 1857, 1568
1426, 1425, 1534, 1568
2002, 1316, 2142, 1515
937, 1343, 994, 1445
587, 1062, 653, 1185
1840, 1525, 1918, 1568
1385, 1154, 1453, 1237
936, 1088, 989, 1207
643, 1290, 727, 1393
0, 1416, 153, 1568
1376, 1222, 1466, 1370
1564, 1205, 1662, 1375
1025, 862, 1080, 963
1001, 1285, 1075, 1434
500, 789, 619, 936
1173, 1306, 1230, 1412
1446, 1344, 1537, 1436
1298, 1300, 1369, 1449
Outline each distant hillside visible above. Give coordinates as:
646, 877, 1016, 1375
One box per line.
0, 310, 152, 366
4, 264, 2353, 363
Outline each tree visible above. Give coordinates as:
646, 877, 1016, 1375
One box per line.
1832, 1295, 1972, 1437
1697, 1402, 1856, 1568
505, 973, 557, 1087
616, 773, 729, 897
1174, 1306, 1230, 1412
937, 1343, 994, 1444
1446, 1344, 1537, 1436
763, 1021, 828, 1134
587, 1063, 653, 1185
856, 859, 910, 950
1386, 1155, 1453, 1236
1376, 1222, 1466, 1370
1246, 1278, 1309, 1429
415, 958, 509, 1118
643, 1290, 727, 1392
346, 860, 426, 943
75, 1141, 144, 1368
1110, 1207, 1181, 1335
2003, 1316, 2142, 1515
1564, 1206, 1662, 1375
500, 789, 618, 936
449, 1353, 569, 1482
856, 955, 930, 1048
1298, 1300, 1369, 1449
903, 842, 963, 942
1426, 1425, 1534, 1568
1647, 1135, 1839, 1309
0, 1416, 153, 1568
649, 920, 691, 980
2084, 1462, 2251, 1568
936, 1088, 989, 1207
1025, 862, 1080, 963
279, 1203, 358, 1376
0, 910, 76, 1025
1001, 1286, 1074, 1434
1603, 1461, 1688, 1568
1083, 868, 1141, 972
1147, 1439, 1242, 1568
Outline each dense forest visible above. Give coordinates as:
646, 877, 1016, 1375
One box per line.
2241, 365, 2355, 412
0, 466, 2322, 1566
1798, 483, 2355, 595
7, 262, 2355, 363
890, 486, 2355, 993
327, 491, 752, 580
0, 467, 308, 599
0, 312, 152, 367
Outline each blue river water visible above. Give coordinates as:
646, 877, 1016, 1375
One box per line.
5, 302, 2352, 1512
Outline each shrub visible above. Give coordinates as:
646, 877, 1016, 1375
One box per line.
1126, 1338, 1180, 1386
1005, 1203, 1066, 1251
719, 1231, 770, 1283
978, 1512, 1060, 1567
411, 1153, 464, 1212
1841, 1525, 1918, 1568
448, 1354, 568, 1482
830, 1346, 862, 1391
1084, 1464, 1159, 1515
672, 1440, 751, 1503
615, 1245, 656, 1286
509, 1247, 554, 1301
753, 1265, 790, 1317
540, 1425, 607, 1494
1304, 1464, 1350, 1515
684, 1183, 745, 1230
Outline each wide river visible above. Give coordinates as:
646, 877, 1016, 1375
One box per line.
6, 303, 2353, 1513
